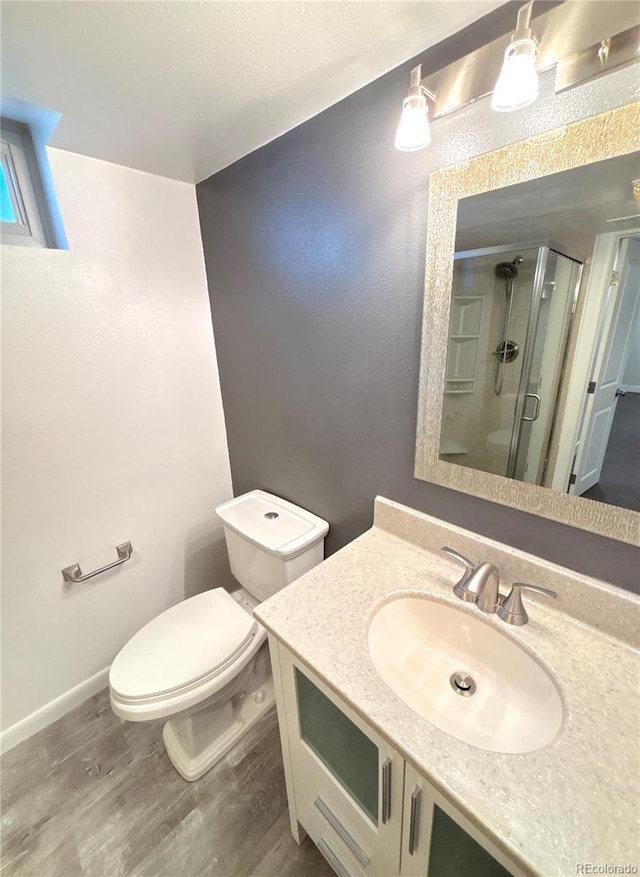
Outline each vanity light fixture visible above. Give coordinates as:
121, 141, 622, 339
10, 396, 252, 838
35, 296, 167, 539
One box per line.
396, 2, 639, 147
491, 1, 539, 112
394, 65, 435, 152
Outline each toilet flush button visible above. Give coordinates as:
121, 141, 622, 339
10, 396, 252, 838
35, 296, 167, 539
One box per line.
255, 690, 266, 705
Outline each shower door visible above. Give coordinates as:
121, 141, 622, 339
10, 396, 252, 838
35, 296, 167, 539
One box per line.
441, 245, 582, 485
510, 250, 582, 484
441, 246, 539, 478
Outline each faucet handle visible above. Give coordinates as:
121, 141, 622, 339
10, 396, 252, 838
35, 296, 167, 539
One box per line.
441, 546, 475, 575
441, 547, 478, 604
497, 582, 557, 626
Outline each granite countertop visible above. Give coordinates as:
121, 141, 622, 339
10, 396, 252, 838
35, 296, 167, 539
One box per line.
254, 498, 640, 877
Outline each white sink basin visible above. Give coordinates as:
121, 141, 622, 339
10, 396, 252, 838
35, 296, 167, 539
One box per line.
368, 595, 563, 754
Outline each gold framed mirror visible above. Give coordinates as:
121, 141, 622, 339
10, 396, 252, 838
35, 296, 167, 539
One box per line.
414, 102, 640, 546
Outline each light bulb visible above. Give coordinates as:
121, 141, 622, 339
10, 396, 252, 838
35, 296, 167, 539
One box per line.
395, 94, 430, 152
491, 38, 539, 112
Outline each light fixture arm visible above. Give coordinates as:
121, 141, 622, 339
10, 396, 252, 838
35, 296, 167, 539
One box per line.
409, 65, 436, 102
515, 1, 534, 40
409, 65, 422, 92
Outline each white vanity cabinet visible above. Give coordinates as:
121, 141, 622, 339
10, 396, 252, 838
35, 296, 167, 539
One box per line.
400, 763, 518, 877
270, 638, 526, 877
275, 638, 404, 876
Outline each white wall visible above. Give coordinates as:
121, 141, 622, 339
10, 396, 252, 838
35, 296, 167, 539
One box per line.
1, 148, 233, 744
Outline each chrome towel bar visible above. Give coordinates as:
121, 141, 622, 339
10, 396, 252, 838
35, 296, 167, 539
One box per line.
62, 542, 133, 583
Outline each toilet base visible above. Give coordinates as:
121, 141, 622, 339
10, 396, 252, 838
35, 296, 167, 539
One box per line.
162, 664, 276, 782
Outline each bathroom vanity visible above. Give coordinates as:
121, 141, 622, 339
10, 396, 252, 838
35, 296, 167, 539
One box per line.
255, 497, 640, 877
271, 640, 516, 877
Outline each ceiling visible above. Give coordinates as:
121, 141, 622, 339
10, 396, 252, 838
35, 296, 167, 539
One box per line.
456, 152, 640, 258
1, 1, 505, 183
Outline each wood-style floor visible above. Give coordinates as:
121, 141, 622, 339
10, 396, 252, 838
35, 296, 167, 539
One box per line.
0, 690, 334, 877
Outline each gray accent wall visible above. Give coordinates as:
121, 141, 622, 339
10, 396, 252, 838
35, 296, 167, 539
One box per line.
197, 5, 640, 593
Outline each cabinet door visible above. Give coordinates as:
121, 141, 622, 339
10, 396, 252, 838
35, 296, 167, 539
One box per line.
277, 643, 404, 877
401, 764, 525, 877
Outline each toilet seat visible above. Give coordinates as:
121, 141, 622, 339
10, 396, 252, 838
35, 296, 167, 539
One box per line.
109, 588, 266, 722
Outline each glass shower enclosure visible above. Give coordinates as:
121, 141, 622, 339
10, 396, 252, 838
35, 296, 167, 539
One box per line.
440, 243, 583, 486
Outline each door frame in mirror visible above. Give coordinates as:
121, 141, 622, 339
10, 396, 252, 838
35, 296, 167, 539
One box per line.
414, 102, 640, 546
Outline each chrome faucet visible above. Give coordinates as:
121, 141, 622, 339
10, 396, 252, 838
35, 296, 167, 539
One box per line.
441, 547, 500, 613
441, 548, 557, 623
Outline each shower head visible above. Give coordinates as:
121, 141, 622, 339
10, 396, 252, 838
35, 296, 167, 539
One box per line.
495, 260, 519, 279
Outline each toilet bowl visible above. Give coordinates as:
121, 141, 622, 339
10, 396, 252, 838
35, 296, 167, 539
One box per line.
486, 428, 512, 474
109, 490, 328, 781
486, 393, 517, 474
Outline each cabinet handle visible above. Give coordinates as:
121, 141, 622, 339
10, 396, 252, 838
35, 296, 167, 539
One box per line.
381, 758, 392, 824
315, 798, 370, 867
408, 786, 422, 855
317, 837, 354, 877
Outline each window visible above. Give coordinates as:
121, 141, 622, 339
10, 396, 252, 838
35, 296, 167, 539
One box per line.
1, 120, 55, 248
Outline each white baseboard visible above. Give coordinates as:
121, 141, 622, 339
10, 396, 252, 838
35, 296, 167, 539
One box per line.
0, 666, 110, 755
620, 384, 640, 394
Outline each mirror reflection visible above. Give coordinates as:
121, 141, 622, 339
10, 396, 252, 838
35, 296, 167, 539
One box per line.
439, 153, 640, 513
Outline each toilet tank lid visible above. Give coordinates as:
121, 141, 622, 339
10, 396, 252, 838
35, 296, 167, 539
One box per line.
215, 490, 329, 558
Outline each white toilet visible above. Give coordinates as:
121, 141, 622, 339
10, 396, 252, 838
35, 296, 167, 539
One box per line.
109, 490, 328, 781
486, 392, 517, 474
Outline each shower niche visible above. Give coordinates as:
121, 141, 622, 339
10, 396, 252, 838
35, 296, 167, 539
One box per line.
444, 296, 484, 397
440, 244, 582, 486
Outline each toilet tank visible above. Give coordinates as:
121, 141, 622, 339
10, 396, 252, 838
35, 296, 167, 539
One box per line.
215, 490, 329, 601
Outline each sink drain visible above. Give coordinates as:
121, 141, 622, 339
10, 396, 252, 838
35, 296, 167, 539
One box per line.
450, 671, 476, 697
